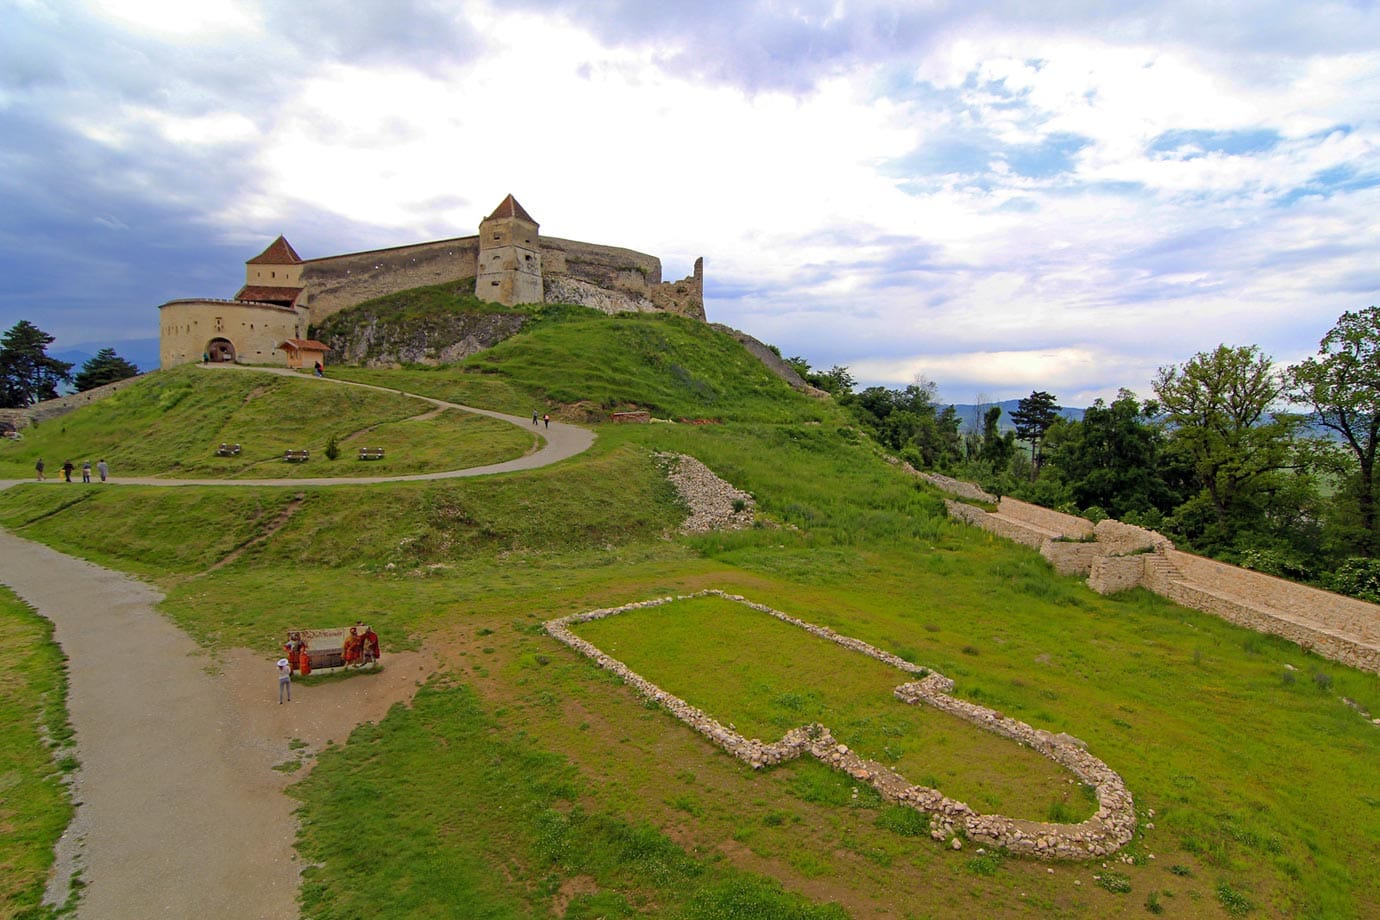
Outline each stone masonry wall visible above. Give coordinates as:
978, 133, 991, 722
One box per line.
546, 590, 1135, 860
935, 480, 1380, 675
1, 374, 147, 430
998, 498, 1094, 540
302, 237, 482, 323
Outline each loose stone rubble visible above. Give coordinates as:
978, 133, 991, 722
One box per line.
546, 590, 1136, 860
655, 453, 755, 534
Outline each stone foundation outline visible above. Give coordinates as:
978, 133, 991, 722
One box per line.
546, 590, 1135, 860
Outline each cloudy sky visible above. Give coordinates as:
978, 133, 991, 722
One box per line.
2, 0, 1378, 405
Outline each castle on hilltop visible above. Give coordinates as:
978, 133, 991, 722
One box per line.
158, 195, 705, 368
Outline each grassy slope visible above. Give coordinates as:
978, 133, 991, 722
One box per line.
1, 311, 1378, 918
0, 364, 534, 480
0, 588, 74, 920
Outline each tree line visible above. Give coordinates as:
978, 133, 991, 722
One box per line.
788, 306, 1380, 602
0, 320, 140, 408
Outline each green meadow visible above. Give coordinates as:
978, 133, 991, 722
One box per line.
2, 308, 1379, 918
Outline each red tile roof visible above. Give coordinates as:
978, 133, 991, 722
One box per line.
235, 285, 303, 306
247, 235, 303, 265
277, 339, 329, 352
485, 194, 537, 225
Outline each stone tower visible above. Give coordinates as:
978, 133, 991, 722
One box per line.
476, 195, 543, 306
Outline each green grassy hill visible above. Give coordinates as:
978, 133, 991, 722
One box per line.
2, 309, 1379, 919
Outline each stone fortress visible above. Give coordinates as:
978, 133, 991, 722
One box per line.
158, 195, 705, 369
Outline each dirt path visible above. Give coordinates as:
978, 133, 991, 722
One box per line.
0, 528, 436, 918
0, 372, 591, 917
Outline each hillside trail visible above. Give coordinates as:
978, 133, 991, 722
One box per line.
0, 368, 594, 918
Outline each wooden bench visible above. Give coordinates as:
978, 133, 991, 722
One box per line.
358, 447, 386, 461
284, 449, 310, 462
215, 443, 241, 456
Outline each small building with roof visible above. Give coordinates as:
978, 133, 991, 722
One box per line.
158, 195, 704, 369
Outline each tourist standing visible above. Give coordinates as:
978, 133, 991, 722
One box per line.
277, 658, 292, 703
81, 460, 91, 483
97, 459, 108, 482
61, 460, 74, 482
35, 458, 44, 481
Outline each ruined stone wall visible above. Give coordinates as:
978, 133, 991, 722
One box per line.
647, 257, 705, 320
546, 590, 1135, 860
998, 498, 1094, 540
1087, 555, 1147, 596
542, 235, 662, 293
934, 478, 1380, 675
1, 374, 147, 430
1165, 550, 1380, 646
1040, 541, 1104, 577
301, 237, 481, 323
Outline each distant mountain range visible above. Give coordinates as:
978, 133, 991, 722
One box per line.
52, 338, 161, 375
946, 399, 1085, 431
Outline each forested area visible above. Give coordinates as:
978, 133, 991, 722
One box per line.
789, 306, 1380, 602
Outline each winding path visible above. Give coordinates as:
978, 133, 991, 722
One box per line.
0, 368, 596, 918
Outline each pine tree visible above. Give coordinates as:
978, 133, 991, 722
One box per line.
73, 347, 140, 392
0, 320, 72, 407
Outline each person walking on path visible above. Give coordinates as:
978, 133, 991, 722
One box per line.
82, 461, 92, 483
98, 458, 108, 482
277, 658, 292, 703
532, 410, 539, 426
35, 458, 44, 481
62, 460, 74, 482
543, 413, 550, 429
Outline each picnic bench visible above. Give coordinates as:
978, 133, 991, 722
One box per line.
358, 446, 386, 461
284, 449, 310, 462
216, 443, 241, 456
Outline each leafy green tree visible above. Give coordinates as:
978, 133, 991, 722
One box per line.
73, 347, 140, 392
1154, 344, 1303, 549
977, 405, 1015, 467
1010, 390, 1060, 475
1047, 389, 1178, 519
1289, 306, 1380, 554
0, 320, 72, 407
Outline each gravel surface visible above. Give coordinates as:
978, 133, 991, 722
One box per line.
0, 369, 587, 918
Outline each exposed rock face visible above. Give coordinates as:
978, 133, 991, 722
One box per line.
543, 276, 659, 315
319, 312, 527, 367
710, 324, 821, 394
656, 453, 755, 533
546, 590, 1136, 860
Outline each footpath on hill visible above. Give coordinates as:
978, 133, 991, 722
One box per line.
0, 370, 595, 918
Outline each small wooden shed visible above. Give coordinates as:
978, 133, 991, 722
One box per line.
277, 339, 330, 370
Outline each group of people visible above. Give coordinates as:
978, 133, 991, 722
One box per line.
36, 458, 108, 483
342, 624, 380, 668
277, 624, 381, 702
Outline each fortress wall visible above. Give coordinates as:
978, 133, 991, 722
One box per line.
948, 499, 1049, 549
542, 236, 662, 292
301, 237, 481, 322
647, 257, 706, 320
1165, 549, 1380, 644
997, 498, 1094, 540
2, 374, 147, 429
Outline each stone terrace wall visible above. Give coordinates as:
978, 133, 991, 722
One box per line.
931, 477, 1380, 675
998, 498, 1094, 540
546, 590, 1135, 860
1, 375, 147, 430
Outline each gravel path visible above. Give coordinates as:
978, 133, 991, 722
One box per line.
0, 370, 593, 917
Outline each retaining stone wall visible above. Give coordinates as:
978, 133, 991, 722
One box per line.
1041, 541, 1103, 577
998, 498, 1094, 540
3, 375, 146, 429
934, 480, 1380, 674
546, 590, 1135, 860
